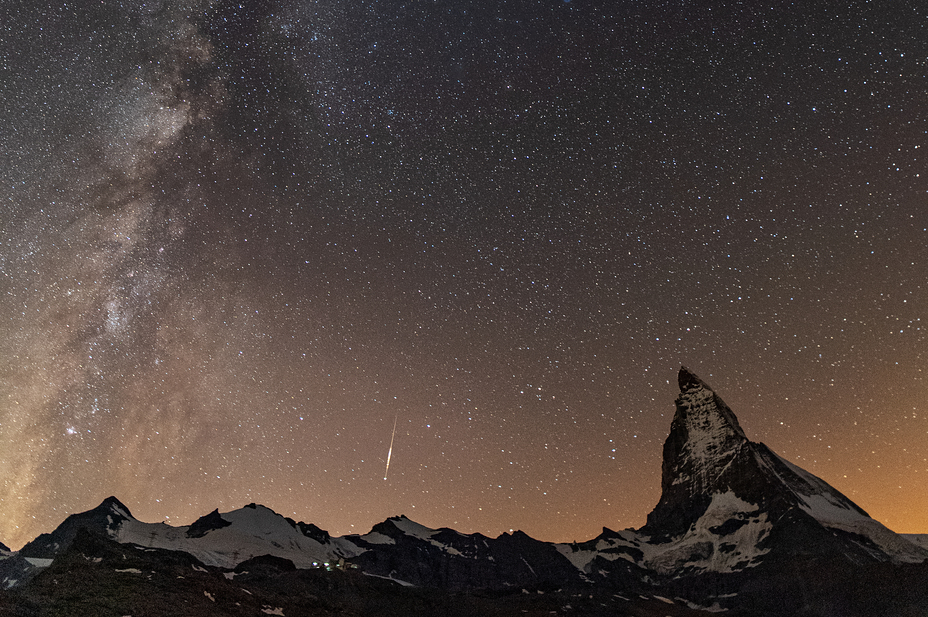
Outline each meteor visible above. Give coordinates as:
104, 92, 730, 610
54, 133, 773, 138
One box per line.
384, 415, 397, 480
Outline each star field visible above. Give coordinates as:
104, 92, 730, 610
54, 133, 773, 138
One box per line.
0, 0, 926, 549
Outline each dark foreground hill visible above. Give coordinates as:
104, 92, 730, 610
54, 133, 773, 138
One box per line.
1, 367, 925, 616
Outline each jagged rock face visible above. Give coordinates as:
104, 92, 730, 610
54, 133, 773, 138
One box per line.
186, 509, 232, 538
666, 367, 748, 493
645, 367, 754, 538
288, 519, 330, 544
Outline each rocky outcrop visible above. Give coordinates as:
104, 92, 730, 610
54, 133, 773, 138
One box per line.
186, 509, 233, 538
18, 496, 132, 559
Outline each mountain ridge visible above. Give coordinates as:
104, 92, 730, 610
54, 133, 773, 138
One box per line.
1, 367, 926, 616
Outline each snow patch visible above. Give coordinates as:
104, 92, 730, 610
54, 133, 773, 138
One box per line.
390, 516, 436, 540
764, 454, 928, 563
798, 494, 928, 563
115, 568, 142, 574
360, 532, 395, 545
642, 491, 770, 574
363, 572, 416, 587
364, 517, 463, 555
555, 529, 643, 573
109, 502, 131, 519
555, 546, 606, 571
684, 598, 729, 613
261, 607, 284, 616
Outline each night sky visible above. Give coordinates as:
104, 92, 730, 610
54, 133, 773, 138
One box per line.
1, 0, 926, 550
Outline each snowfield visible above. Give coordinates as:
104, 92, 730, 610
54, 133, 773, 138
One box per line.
116, 504, 364, 569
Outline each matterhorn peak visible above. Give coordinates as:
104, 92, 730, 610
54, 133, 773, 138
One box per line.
644, 367, 755, 537
674, 366, 747, 443
677, 365, 710, 392
663, 368, 749, 491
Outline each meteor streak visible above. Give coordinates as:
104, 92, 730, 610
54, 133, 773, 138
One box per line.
384, 415, 397, 480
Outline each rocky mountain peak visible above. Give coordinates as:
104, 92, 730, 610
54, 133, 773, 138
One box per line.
99, 496, 133, 519
675, 366, 747, 442
667, 367, 748, 487
643, 367, 928, 568
677, 365, 710, 392
644, 368, 755, 537
18, 497, 134, 559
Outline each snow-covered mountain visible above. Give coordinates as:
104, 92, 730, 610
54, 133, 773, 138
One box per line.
1, 367, 925, 616
116, 502, 363, 569
550, 367, 928, 613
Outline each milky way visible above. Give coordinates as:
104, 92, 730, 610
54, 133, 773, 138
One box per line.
1, 0, 926, 549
